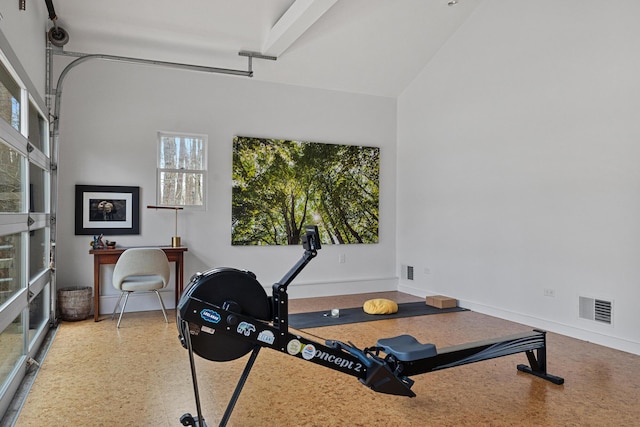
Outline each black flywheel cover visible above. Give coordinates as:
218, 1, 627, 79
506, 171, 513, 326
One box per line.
177, 267, 271, 362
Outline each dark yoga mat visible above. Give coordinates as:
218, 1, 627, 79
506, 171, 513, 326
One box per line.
289, 301, 466, 329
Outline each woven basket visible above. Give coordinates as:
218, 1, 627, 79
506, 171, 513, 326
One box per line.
58, 286, 92, 321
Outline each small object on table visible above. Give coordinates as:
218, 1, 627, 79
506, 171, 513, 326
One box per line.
90, 234, 105, 250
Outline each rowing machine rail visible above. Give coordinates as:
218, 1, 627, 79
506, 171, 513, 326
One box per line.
177, 225, 563, 426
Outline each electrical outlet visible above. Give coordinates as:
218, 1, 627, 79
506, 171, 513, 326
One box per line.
544, 288, 555, 297
339, 254, 346, 264
424, 267, 431, 275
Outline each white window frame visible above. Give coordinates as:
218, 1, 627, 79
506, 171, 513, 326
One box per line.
0, 40, 52, 419
156, 131, 208, 209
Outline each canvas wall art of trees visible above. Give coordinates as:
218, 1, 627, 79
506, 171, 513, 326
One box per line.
232, 136, 380, 245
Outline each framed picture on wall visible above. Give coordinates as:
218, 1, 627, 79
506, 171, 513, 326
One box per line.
231, 136, 380, 246
74, 185, 140, 235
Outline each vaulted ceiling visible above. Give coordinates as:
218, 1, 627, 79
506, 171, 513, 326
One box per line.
51, 0, 480, 97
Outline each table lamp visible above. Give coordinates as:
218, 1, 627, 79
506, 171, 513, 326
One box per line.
147, 205, 184, 247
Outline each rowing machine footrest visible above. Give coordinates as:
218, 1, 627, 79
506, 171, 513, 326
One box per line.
361, 363, 416, 397
377, 335, 437, 361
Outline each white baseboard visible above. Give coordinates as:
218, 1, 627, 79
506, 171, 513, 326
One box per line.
397, 283, 430, 298
269, 277, 398, 300
399, 285, 640, 356
458, 299, 640, 356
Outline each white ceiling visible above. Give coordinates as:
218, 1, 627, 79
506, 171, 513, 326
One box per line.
51, 0, 481, 97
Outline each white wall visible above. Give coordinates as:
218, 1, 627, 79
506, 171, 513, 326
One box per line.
397, 0, 640, 354
14, 0, 638, 356
0, 2, 47, 99
53, 58, 397, 313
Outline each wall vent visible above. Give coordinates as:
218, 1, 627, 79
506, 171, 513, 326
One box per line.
407, 265, 414, 280
579, 296, 612, 325
400, 265, 414, 280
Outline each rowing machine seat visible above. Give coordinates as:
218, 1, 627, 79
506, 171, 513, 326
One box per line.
377, 335, 437, 361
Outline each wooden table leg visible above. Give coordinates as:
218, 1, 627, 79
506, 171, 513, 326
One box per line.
93, 255, 101, 321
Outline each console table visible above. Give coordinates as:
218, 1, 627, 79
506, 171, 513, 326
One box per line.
89, 246, 188, 321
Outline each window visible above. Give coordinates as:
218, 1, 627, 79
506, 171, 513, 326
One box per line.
0, 232, 23, 307
0, 44, 51, 417
0, 62, 21, 131
157, 132, 207, 207
28, 101, 48, 155
0, 141, 23, 213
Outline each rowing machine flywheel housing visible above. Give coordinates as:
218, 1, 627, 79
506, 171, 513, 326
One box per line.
177, 267, 271, 361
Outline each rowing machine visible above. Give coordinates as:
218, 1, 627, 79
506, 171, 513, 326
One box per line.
176, 225, 563, 426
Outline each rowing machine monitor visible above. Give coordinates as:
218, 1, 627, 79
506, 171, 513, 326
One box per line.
302, 224, 321, 251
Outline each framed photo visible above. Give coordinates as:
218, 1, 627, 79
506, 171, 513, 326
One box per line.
232, 136, 379, 245
75, 185, 140, 235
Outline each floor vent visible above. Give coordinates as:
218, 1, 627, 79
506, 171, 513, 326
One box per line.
579, 296, 612, 325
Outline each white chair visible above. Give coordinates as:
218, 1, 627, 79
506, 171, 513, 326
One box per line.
111, 248, 170, 328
